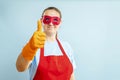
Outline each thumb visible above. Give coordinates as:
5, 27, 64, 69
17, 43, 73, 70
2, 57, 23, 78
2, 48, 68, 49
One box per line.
37, 20, 42, 32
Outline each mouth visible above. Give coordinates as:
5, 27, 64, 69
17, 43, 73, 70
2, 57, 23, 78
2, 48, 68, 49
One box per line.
46, 27, 53, 31
47, 25, 54, 29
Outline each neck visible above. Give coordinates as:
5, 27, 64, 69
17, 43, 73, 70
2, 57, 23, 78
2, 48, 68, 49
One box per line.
46, 35, 56, 42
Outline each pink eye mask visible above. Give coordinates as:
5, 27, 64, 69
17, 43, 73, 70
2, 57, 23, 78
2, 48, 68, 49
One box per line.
42, 15, 61, 25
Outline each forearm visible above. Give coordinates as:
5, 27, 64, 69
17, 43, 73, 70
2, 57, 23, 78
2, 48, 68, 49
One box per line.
16, 53, 32, 72
70, 72, 75, 80
16, 42, 37, 72
16, 20, 45, 72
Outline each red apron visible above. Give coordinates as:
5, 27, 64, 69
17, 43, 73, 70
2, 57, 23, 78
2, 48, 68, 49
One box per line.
33, 39, 73, 80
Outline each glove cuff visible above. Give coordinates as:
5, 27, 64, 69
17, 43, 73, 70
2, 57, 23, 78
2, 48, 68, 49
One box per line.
21, 42, 37, 61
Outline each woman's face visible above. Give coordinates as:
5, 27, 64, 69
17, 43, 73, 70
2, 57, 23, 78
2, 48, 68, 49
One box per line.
42, 10, 61, 36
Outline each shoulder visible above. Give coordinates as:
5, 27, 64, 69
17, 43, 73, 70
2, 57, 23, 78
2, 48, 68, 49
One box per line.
58, 38, 73, 57
58, 38, 71, 47
58, 39, 72, 51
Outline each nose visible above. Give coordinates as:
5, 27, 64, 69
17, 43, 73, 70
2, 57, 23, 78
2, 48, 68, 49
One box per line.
49, 21, 54, 26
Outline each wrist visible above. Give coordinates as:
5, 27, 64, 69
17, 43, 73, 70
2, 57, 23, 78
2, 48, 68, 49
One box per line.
21, 43, 37, 61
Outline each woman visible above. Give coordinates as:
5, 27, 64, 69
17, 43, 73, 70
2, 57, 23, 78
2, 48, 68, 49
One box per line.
16, 7, 76, 80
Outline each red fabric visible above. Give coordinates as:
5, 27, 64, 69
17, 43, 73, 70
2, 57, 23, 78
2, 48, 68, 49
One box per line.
33, 39, 73, 80
42, 15, 61, 25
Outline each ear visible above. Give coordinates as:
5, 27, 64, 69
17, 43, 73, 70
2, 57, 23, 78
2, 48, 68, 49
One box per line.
59, 19, 62, 25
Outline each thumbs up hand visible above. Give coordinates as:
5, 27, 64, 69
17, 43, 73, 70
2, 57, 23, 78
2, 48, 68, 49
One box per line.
30, 20, 46, 50
22, 20, 46, 61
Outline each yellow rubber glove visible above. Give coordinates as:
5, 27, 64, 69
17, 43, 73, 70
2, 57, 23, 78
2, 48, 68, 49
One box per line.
22, 20, 46, 61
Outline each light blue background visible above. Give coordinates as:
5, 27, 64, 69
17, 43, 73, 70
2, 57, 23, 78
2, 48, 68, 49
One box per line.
0, 0, 120, 80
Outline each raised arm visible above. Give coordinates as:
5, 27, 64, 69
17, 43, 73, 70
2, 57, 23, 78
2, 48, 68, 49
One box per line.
16, 20, 46, 72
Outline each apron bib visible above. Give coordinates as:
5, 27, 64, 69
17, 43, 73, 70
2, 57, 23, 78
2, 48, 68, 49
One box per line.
33, 39, 73, 80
